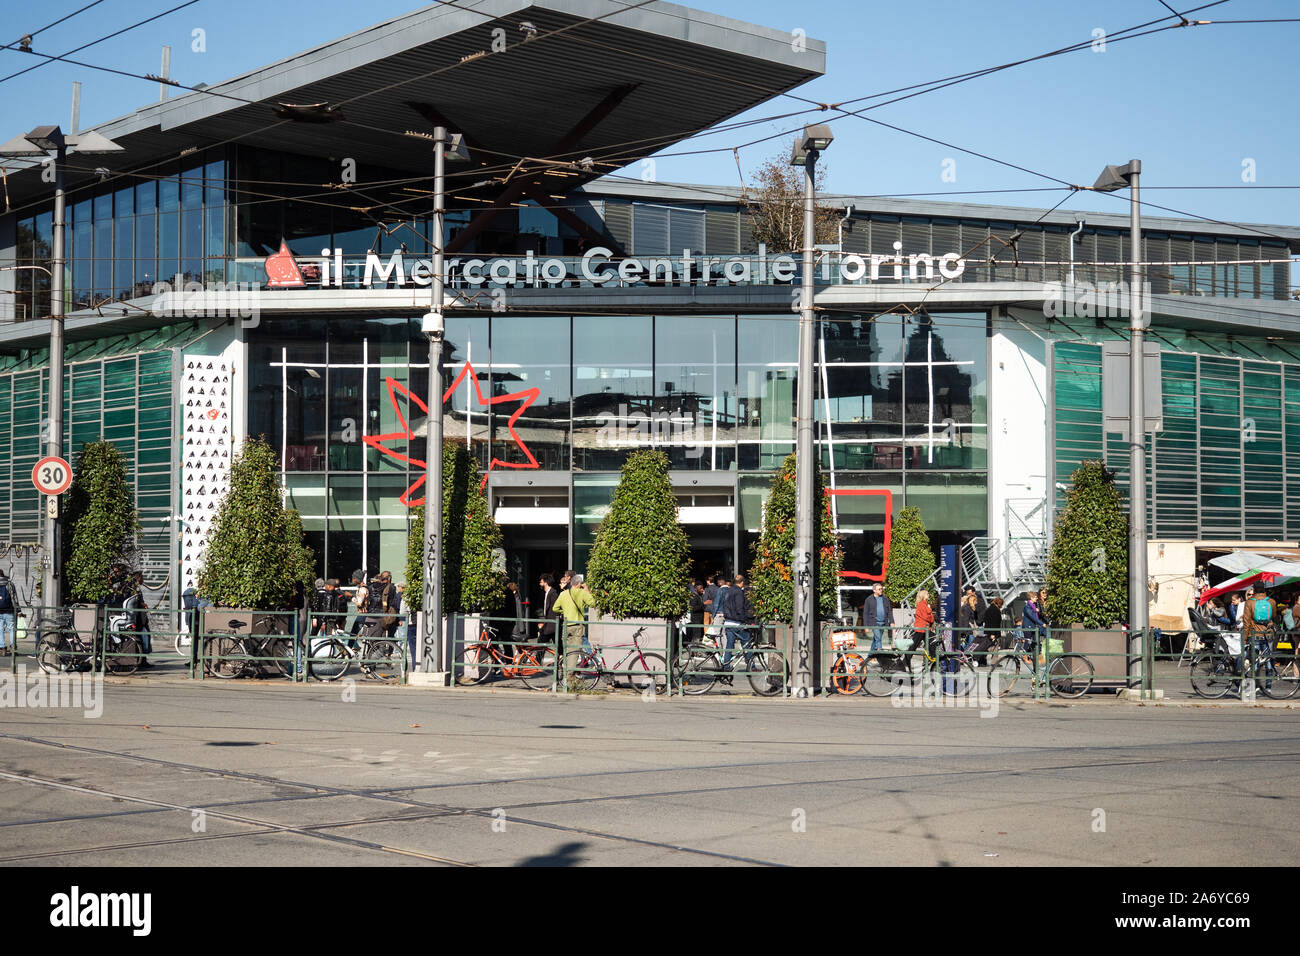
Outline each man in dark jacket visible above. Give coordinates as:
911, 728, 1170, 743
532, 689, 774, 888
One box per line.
862, 581, 893, 653
719, 573, 755, 678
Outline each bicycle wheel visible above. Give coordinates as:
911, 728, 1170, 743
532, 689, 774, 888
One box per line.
627, 651, 668, 696
267, 637, 296, 679
173, 631, 194, 659
830, 653, 867, 695
564, 648, 603, 692
362, 640, 401, 683
36, 635, 66, 675
1048, 654, 1093, 699
745, 646, 785, 696
307, 638, 351, 682
942, 659, 978, 697
105, 635, 143, 676
518, 647, 556, 691
1188, 653, 1234, 699
456, 643, 494, 686
861, 653, 909, 697
204, 635, 245, 679
1260, 651, 1300, 700
674, 645, 718, 696
986, 653, 1020, 698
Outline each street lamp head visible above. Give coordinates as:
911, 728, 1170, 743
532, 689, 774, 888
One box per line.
790, 123, 833, 167
1093, 159, 1140, 192
446, 133, 471, 164
25, 125, 64, 152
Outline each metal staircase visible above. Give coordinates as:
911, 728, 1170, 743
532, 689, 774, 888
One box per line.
961, 497, 1049, 604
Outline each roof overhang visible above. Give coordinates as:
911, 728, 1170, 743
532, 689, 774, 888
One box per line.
1, 0, 824, 211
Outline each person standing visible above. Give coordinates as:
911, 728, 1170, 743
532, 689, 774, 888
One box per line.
907, 588, 935, 674
554, 574, 597, 672
981, 596, 1006, 646
310, 578, 332, 636
127, 571, 154, 662
348, 570, 368, 640
0, 571, 15, 656
719, 573, 755, 682
956, 591, 980, 652
537, 573, 559, 647
862, 582, 893, 653
702, 575, 719, 628
687, 579, 707, 641
1022, 590, 1047, 663
1228, 592, 1246, 630
506, 581, 529, 645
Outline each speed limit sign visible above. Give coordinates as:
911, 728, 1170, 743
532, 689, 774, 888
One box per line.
32, 456, 73, 496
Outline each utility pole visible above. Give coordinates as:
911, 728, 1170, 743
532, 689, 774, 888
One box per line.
422, 127, 448, 678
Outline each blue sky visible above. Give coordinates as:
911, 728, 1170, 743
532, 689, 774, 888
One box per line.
2, 0, 1297, 235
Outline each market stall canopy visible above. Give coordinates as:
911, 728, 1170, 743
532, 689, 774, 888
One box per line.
1199, 550, 1300, 605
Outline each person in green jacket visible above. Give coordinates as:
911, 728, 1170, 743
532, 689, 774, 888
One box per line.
554, 574, 597, 668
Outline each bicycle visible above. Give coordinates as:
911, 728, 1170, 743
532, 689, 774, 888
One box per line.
828, 628, 868, 696
1189, 628, 1298, 700
456, 622, 554, 690
306, 624, 402, 684
673, 624, 783, 697
986, 635, 1094, 699
36, 609, 144, 676
861, 630, 980, 697
565, 627, 669, 695
203, 618, 296, 680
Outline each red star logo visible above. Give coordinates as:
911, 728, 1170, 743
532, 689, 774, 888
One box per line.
362, 361, 540, 505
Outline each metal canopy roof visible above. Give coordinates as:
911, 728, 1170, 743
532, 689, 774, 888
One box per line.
1, 0, 824, 210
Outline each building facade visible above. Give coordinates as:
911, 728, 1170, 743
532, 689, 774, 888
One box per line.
2, 0, 1298, 628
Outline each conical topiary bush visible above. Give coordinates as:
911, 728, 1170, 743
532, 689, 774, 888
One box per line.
62, 440, 140, 602
748, 453, 842, 624
883, 505, 936, 605
197, 437, 314, 610
1044, 460, 1128, 627
585, 450, 690, 620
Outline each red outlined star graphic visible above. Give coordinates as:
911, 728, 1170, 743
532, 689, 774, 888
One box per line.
362, 361, 540, 505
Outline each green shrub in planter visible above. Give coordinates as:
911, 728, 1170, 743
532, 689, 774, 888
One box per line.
404, 440, 507, 614
197, 437, 314, 610
62, 440, 140, 602
748, 453, 842, 624
882, 505, 936, 605
1044, 460, 1128, 628
585, 450, 690, 620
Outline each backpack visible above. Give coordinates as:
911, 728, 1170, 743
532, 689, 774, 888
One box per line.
0, 583, 12, 613
1253, 598, 1272, 624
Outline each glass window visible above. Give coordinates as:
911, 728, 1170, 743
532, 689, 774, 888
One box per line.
818, 313, 903, 470
205, 158, 225, 206
93, 216, 112, 300
329, 365, 363, 471
737, 315, 797, 470
573, 316, 652, 470
654, 315, 735, 470
135, 213, 156, 290
181, 165, 203, 209
285, 366, 327, 471
903, 313, 987, 470
490, 313, 570, 471
573, 474, 619, 573
113, 214, 133, 300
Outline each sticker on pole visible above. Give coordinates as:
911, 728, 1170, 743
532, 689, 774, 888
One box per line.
32, 456, 73, 495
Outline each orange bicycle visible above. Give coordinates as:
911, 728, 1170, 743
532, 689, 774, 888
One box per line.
456, 623, 554, 690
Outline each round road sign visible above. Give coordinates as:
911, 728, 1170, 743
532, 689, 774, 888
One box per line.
32, 456, 73, 495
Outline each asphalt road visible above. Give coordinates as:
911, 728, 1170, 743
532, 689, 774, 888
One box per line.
1, 678, 1297, 866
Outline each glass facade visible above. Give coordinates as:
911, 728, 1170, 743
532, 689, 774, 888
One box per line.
247, 310, 990, 579
1052, 336, 1300, 541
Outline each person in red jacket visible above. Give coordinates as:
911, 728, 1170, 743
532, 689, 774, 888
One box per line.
904, 588, 935, 674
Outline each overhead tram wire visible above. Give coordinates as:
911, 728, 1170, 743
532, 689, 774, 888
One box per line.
0, 0, 202, 86
1, 0, 111, 53
0, 0, 1246, 214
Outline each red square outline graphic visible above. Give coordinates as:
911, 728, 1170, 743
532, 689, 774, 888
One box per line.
828, 488, 892, 582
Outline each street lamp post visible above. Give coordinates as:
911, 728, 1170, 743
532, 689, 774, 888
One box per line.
421, 127, 469, 680
0, 125, 120, 609
790, 124, 833, 698
1093, 159, 1151, 697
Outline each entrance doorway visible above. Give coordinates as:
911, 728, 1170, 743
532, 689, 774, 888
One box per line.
501, 528, 567, 627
